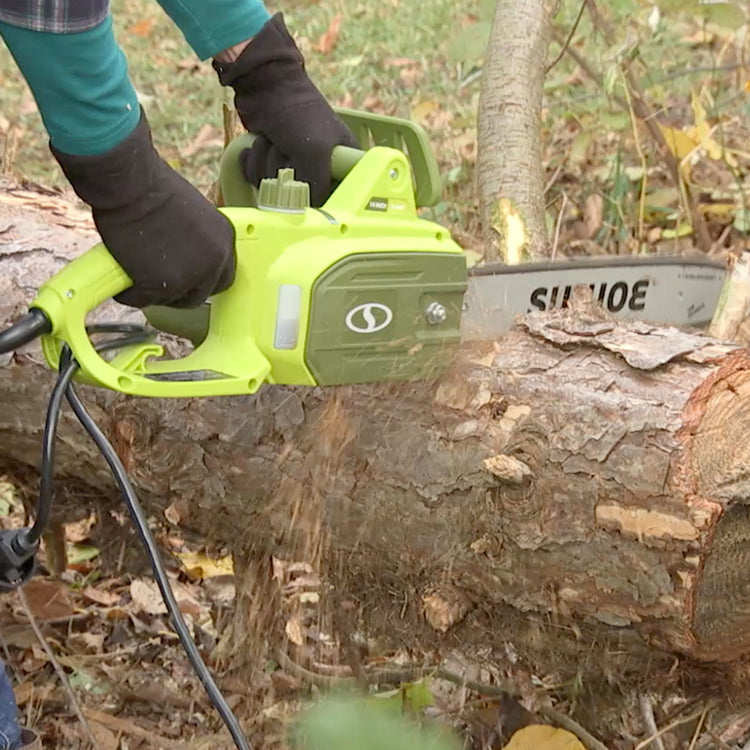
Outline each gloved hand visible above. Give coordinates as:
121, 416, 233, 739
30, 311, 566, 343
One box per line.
213, 13, 359, 208
51, 110, 236, 309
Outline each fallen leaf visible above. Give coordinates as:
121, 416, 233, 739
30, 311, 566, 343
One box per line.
285, 616, 305, 646
164, 501, 182, 525
89, 721, 118, 750
204, 576, 236, 605
0, 625, 36, 649
720, 709, 750, 743
22, 579, 76, 621
411, 99, 439, 125
658, 124, 698, 161
362, 95, 385, 112
337, 91, 354, 109
502, 724, 586, 749
129, 579, 167, 615
175, 550, 234, 580
128, 18, 155, 37
569, 131, 593, 168
82, 586, 121, 607
13, 680, 54, 706
0, 477, 17, 516
422, 588, 470, 632
583, 193, 604, 239
64, 514, 96, 543
272, 557, 314, 582
316, 13, 343, 55
68, 631, 105, 654
129, 577, 206, 622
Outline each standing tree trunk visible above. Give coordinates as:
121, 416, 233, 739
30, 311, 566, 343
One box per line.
477, 0, 557, 262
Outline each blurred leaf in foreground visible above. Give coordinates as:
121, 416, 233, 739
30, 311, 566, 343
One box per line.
295, 695, 460, 750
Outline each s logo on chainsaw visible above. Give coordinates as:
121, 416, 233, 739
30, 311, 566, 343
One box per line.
345, 303, 393, 334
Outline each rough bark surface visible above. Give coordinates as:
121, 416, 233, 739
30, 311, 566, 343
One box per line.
477, 0, 556, 262
3, 184, 750, 666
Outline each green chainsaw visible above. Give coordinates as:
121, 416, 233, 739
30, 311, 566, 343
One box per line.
0, 109, 728, 750
22, 108, 728, 397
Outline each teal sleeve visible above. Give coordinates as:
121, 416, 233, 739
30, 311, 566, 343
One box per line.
155, 0, 271, 60
0, 16, 140, 155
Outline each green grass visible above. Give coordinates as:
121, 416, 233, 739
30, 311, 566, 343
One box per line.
0, 0, 482, 192
1, 0, 748, 252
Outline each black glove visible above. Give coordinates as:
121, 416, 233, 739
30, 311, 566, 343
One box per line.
51, 110, 236, 309
213, 13, 358, 208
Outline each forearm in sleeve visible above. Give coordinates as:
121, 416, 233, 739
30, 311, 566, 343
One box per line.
154, 0, 270, 60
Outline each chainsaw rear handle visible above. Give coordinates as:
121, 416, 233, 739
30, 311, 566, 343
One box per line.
219, 133, 364, 208
31, 242, 274, 397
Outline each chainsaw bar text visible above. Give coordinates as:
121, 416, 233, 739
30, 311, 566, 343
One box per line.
529, 279, 650, 313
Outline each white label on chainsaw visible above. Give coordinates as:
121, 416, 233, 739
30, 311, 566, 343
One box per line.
345, 303, 393, 334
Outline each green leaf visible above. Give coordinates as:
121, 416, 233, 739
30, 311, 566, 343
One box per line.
296, 696, 460, 750
69, 670, 111, 696
598, 111, 630, 131
698, 2, 746, 30
657, 0, 691, 11
645, 187, 680, 212
569, 131, 594, 168
658, 0, 747, 28
602, 65, 619, 97
402, 679, 434, 714
733, 208, 750, 233
67, 544, 100, 565
0, 479, 17, 516
662, 223, 693, 239
444, 165, 467, 186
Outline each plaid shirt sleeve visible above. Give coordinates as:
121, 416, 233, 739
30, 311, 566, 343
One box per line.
0, 0, 109, 33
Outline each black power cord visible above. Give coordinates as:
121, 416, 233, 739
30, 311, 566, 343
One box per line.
0, 310, 51, 355
0, 322, 252, 750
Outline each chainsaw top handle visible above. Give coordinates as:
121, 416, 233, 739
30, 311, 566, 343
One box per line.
220, 107, 443, 209
219, 134, 364, 209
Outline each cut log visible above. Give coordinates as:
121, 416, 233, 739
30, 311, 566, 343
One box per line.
1, 181, 749, 665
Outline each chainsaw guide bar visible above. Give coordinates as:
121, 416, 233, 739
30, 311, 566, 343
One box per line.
461, 255, 726, 341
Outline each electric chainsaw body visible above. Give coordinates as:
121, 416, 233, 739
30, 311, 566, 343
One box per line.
32, 114, 468, 397
30, 108, 728, 397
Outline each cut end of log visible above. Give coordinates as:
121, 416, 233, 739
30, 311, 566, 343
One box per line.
692, 504, 750, 660
679, 351, 750, 660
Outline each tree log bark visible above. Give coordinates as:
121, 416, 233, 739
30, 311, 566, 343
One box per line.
2, 183, 750, 665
